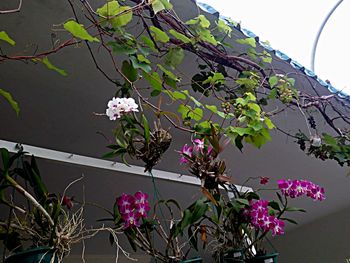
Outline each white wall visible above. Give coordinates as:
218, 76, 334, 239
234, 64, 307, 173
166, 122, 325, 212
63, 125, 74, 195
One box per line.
271, 204, 350, 263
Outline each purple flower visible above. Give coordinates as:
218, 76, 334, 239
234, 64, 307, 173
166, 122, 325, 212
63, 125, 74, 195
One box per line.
307, 185, 325, 201
260, 176, 269, 185
117, 193, 135, 208
135, 203, 150, 218
116, 191, 151, 229
248, 199, 285, 235
193, 139, 204, 152
249, 200, 269, 229
250, 211, 265, 228
272, 218, 285, 236
207, 146, 213, 155
62, 195, 74, 210
277, 179, 292, 196
122, 211, 140, 228
119, 204, 133, 215
134, 191, 149, 205
180, 144, 193, 164
278, 179, 325, 201
250, 200, 268, 213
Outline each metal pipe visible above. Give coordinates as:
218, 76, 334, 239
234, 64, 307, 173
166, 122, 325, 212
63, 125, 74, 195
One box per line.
311, 0, 344, 71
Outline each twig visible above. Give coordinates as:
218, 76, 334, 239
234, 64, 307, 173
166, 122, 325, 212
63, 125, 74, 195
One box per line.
61, 175, 84, 204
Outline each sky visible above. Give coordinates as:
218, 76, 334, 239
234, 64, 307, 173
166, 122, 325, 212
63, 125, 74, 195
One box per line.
200, 0, 350, 96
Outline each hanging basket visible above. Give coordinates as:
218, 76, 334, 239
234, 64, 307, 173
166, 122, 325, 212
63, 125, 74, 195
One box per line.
221, 249, 245, 262
180, 257, 203, 263
4, 246, 58, 263
245, 253, 278, 263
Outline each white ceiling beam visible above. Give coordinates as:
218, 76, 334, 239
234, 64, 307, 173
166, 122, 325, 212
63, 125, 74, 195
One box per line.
0, 139, 252, 192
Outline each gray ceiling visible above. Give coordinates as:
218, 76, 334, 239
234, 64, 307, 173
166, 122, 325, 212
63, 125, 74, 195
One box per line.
0, 0, 349, 247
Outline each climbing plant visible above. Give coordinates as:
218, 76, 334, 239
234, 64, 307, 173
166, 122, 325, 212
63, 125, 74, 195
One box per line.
1, 0, 348, 261
1, 0, 349, 168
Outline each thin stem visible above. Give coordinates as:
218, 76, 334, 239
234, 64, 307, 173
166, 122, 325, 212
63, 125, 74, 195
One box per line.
5, 174, 54, 226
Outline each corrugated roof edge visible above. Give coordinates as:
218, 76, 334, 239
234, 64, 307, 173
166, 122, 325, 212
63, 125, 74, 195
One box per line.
195, 1, 350, 101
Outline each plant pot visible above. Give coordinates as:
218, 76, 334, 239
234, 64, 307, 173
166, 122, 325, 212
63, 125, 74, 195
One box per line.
222, 249, 244, 262
180, 257, 203, 263
245, 253, 278, 263
4, 246, 57, 263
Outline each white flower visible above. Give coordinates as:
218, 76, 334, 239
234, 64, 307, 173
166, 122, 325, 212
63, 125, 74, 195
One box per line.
310, 135, 322, 147
106, 97, 139, 120
125, 98, 139, 112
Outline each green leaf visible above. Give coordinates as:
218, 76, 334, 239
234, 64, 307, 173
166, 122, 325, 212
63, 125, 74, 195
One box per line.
247, 192, 260, 200
322, 133, 338, 146
0, 31, 15, 46
206, 105, 218, 114
216, 20, 232, 37
108, 41, 137, 55
197, 28, 217, 45
149, 26, 169, 43
235, 97, 247, 106
1, 148, 10, 171
40, 57, 67, 76
268, 201, 281, 211
262, 51, 272, 63
64, 20, 99, 42
268, 88, 278, 99
179, 209, 192, 234
140, 36, 157, 52
96, 1, 133, 27
97, 1, 120, 17
191, 108, 203, 121
121, 60, 137, 82
245, 92, 257, 101
269, 76, 278, 87
248, 120, 263, 131
164, 90, 186, 100
142, 115, 150, 144
245, 128, 271, 148
102, 151, 117, 159
25, 158, 48, 201
281, 218, 298, 225
235, 198, 249, 206
189, 96, 202, 108
137, 54, 150, 64
247, 102, 261, 114
190, 200, 208, 223
202, 72, 225, 85
236, 37, 256, 48
143, 71, 162, 95
130, 56, 151, 72
151, 0, 173, 14
172, 91, 186, 100
287, 77, 296, 86
186, 15, 210, 28
264, 117, 275, 129
178, 105, 203, 121
198, 15, 210, 28
157, 64, 179, 81
111, 6, 133, 27
285, 207, 306, 212
0, 88, 19, 116
169, 29, 192, 43
197, 120, 212, 129
217, 111, 233, 118
231, 127, 254, 137
165, 47, 184, 69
